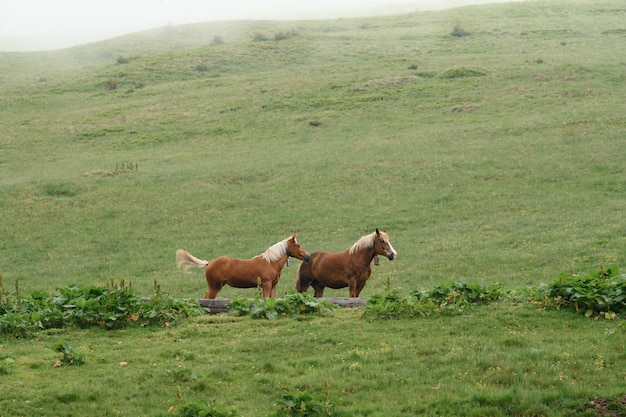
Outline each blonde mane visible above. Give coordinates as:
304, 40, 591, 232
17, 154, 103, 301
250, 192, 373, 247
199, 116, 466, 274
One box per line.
348, 232, 376, 255
261, 238, 290, 263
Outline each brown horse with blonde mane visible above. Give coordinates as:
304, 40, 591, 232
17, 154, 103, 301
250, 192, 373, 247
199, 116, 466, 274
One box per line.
296, 228, 397, 298
176, 235, 310, 299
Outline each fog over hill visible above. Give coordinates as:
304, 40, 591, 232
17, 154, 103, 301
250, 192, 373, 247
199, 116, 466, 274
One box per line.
1, 0, 522, 51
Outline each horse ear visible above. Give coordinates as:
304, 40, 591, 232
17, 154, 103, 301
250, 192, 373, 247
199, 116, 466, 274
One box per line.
375, 228, 381, 235
291, 234, 297, 241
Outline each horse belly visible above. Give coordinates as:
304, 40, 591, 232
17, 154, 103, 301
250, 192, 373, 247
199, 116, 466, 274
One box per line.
227, 260, 271, 288
310, 252, 349, 288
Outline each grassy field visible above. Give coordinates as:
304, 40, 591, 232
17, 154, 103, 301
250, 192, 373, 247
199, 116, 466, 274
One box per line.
0, 304, 624, 416
1, 0, 624, 299
1, 0, 625, 415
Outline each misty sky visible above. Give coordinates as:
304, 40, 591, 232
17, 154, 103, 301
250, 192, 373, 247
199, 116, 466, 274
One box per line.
1, 0, 517, 51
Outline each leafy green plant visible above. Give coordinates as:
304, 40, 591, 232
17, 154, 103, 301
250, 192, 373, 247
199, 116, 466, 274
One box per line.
54, 342, 86, 366
0, 280, 204, 338
363, 282, 506, 319
272, 383, 337, 417
229, 291, 335, 320
541, 265, 625, 318
176, 400, 239, 417
416, 281, 505, 307
362, 291, 439, 319
0, 357, 14, 375
169, 366, 198, 382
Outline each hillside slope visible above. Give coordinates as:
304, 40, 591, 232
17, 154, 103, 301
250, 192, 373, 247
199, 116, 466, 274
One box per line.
1, 0, 625, 297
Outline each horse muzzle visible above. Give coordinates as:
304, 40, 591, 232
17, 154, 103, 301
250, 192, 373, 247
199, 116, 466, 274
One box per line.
303, 253, 311, 262
387, 253, 396, 261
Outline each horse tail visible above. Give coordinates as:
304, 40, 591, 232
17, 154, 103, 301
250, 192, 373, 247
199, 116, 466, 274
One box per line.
176, 249, 209, 274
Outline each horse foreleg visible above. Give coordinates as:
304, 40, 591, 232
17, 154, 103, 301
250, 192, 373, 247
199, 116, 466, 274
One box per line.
295, 276, 309, 293
348, 279, 360, 298
260, 280, 273, 298
312, 281, 325, 298
295, 270, 312, 293
352, 275, 369, 297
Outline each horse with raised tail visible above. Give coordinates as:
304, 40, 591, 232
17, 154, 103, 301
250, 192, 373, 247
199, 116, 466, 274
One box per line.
177, 234, 310, 299
296, 228, 397, 298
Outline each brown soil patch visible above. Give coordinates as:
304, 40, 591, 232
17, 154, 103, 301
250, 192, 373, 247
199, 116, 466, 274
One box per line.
587, 395, 626, 417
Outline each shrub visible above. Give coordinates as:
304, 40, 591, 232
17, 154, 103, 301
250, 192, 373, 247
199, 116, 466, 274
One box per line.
253, 32, 269, 41
105, 79, 118, 90
274, 29, 299, 41
54, 342, 86, 366
229, 291, 334, 320
541, 265, 625, 318
0, 280, 204, 338
451, 24, 470, 37
271, 383, 338, 417
362, 282, 506, 320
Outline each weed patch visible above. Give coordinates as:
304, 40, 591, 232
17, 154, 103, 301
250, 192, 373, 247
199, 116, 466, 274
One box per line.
229, 292, 335, 320
362, 281, 505, 319
53, 342, 86, 366
537, 265, 626, 318
175, 400, 239, 417
0, 279, 203, 338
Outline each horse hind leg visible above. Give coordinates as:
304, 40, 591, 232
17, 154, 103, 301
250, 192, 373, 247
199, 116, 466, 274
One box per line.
205, 286, 222, 299
205, 273, 225, 299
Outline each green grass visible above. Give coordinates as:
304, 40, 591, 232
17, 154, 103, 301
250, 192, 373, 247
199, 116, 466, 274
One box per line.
0, 305, 624, 416
1, 0, 626, 415
2, 0, 624, 297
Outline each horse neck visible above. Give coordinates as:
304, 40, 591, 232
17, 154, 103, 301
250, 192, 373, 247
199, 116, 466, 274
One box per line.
267, 253, 289, 271
352, 245, 376, 266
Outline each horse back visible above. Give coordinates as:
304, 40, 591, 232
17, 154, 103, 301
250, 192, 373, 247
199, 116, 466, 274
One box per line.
301, 250, 350, 280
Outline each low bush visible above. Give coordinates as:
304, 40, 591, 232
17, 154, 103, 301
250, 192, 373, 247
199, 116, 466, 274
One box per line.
0, 280, 203, 338
540, 265, 625, 318
363, 281, 506, 319
53, 342, 86, 366
270, 382, 339, 417
229, 291, 335, 320
451, 23, 470, 37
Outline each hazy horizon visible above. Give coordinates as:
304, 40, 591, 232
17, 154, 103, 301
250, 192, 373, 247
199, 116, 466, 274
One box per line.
0, 0, 522, 52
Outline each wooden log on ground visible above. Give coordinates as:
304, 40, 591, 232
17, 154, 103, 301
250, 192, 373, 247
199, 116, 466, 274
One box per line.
318, 297, 368, 308
197, 297, 367, 314
197, 298, 231, 313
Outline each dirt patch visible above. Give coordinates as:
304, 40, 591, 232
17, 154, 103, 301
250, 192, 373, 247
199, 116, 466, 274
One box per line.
587, 395, 626, 417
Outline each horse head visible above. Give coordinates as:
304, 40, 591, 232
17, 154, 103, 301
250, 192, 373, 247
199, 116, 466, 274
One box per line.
286, 234, 311, 262
374, 228, 397, 261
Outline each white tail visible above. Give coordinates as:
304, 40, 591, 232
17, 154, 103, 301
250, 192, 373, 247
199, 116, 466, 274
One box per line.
176, 249, 209, 274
